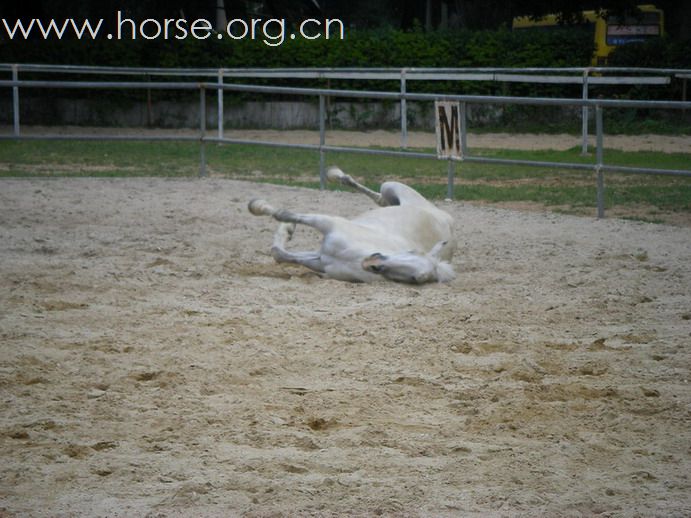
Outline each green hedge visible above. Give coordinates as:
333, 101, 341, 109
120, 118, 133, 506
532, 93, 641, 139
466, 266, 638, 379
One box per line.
4, 28, 689, 132
4, 27, 686, 74
1, 27, 593, 96
1, 27, 595, 68
607, 37, 691, 101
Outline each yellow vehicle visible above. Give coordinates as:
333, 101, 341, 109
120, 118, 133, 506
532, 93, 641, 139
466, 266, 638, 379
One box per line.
512, 4, 664, 66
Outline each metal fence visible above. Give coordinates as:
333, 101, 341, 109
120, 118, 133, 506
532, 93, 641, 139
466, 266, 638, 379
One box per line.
2, 63, 690, 151
1, 65, 691, 219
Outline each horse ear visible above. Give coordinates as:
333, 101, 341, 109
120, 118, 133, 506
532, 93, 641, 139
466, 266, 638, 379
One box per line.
428, 240, 448, 261
362, 252, 387, 273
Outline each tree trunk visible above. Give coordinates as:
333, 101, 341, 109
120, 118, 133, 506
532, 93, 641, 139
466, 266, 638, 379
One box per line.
440, 1, 448, 30
677, 3, 691, 39
215, 0, 227, 32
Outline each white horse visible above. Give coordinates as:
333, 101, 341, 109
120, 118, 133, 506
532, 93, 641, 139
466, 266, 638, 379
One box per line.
248, 167, 456, 284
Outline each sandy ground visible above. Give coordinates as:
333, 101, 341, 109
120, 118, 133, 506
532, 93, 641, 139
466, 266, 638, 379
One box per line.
6, 125, 691, 153
1, 177, 690, 517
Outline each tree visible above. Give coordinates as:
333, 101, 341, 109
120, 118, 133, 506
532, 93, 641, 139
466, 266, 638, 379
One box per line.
3, 0, 687, 38
655, 0, 691, 39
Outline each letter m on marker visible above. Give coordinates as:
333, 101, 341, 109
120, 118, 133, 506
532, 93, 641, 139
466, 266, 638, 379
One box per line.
435, 101, 462, 159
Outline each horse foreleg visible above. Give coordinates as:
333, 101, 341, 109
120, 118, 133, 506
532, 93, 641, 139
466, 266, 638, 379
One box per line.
270, 223, 324, 273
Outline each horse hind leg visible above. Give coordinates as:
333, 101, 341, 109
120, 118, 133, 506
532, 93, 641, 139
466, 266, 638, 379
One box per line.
326, 167, 389, 207
379, 181, 429, 207
326, 167, 424, 207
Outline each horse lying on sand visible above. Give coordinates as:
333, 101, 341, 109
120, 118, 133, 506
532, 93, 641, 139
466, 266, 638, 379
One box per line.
248, 167, 456, 284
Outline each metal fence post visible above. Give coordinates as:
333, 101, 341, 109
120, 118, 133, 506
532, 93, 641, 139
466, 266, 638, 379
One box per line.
145, 74, 153, 127
400, 68, 408, 149
217, 69, 224, 140
319, 94, 326, 189
446, 159, 455, 200
12, 64, 20, 137
460, 102, 468, 157
595, 104, 604, 218
199, 85, 207, 178
581, 69, 589, 155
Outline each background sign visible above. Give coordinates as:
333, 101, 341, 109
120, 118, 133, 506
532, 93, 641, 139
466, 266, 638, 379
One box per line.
435, 101, 462, 159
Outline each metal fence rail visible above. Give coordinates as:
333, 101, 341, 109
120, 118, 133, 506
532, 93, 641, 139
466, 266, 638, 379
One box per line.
3, 63, 690, 152
1, 76, 690, 219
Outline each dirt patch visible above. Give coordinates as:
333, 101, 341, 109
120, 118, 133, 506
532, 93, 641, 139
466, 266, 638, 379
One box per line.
12, 163, 139, 175
7, 125, 691, 153
1, 177, 690, 516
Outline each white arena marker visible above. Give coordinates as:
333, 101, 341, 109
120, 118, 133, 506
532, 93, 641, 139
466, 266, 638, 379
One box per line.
435, 100, 462, 160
